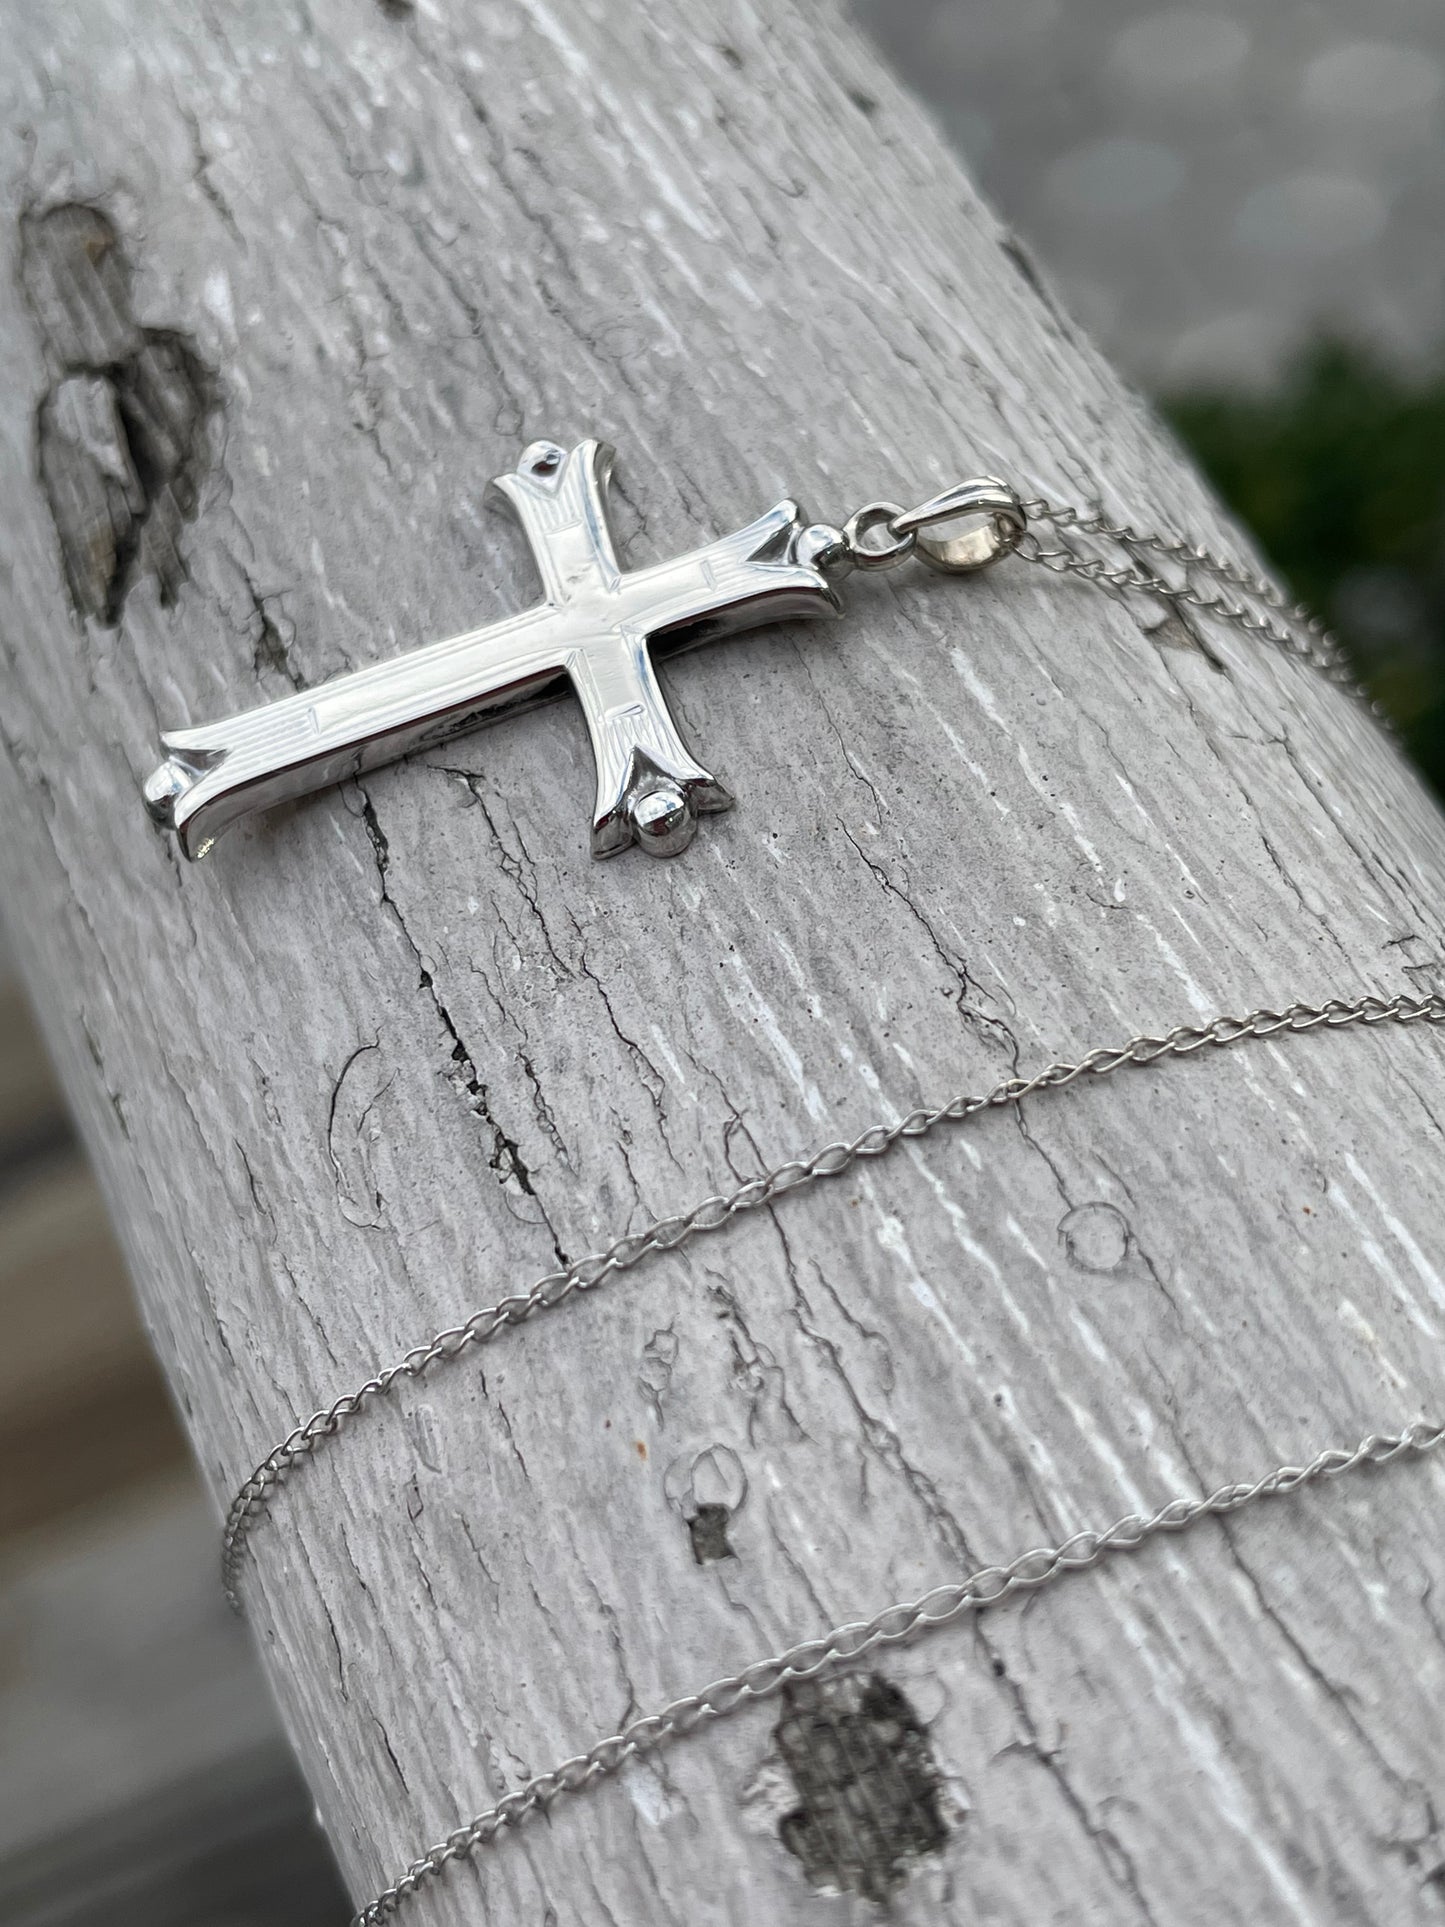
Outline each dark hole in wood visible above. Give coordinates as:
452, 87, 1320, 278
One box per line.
687, 1501, 734, 1564
20, 202, 216, 626
775, 1673, 948, 1902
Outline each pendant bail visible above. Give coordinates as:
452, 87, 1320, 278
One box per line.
889, 477, 1027, 574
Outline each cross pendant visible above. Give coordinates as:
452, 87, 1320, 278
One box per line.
143, 439, 844, 862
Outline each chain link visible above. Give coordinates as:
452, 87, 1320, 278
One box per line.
1013, 496, 1373, 703
353, 1415, 1445, 1926
221, 989, 1444, 1606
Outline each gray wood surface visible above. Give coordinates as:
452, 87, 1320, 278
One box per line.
3, 3, 1445, 1923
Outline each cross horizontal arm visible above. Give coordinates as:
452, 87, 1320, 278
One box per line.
619, 498, 841, 644
145, 606, 560, 858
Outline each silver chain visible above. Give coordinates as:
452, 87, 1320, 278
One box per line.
354, 1416, 1444, 1926
1016, 497, 1363, 693
222, 990, 1444, 1606
833, 477, 1373, 709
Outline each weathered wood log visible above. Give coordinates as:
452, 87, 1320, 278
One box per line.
3, 3, 1445, 1922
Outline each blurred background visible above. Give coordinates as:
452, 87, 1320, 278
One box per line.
0, 949, 349, 1926
4, 3, 1443, 1921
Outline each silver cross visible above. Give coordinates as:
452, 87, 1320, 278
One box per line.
143, 439, 844, 862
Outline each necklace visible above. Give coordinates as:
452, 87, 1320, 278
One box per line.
141, 438, 1369, 862
191, 449, 1432, 1922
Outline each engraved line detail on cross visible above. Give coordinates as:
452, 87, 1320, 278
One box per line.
143, 439, 843, 861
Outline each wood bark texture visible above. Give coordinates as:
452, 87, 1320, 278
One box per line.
3, 3, 1445, 1923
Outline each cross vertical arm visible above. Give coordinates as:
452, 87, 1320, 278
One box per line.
486, 439, 623, 606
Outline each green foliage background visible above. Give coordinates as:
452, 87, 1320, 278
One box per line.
1166, 345, 1445, 796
